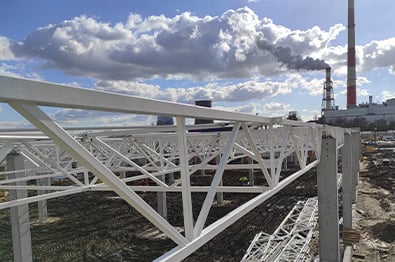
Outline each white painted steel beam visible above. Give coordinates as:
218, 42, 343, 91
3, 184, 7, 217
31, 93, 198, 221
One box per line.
156, 160, 320, 261
0, 75, 355, 261
91, 137, 168, 187
9, 102, 188, 246
176, 116, 194, 241
194, 122, 241, 237
0, 75, 276, 124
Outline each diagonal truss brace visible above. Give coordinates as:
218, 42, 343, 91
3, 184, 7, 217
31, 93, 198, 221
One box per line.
91, 137, 168, 187
193, 122, 241, 237
9, 102, 188, 247
241, 123, 274, 187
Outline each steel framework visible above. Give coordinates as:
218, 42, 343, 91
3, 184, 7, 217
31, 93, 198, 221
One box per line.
0, 74, 346, 261
241, 197, 318, 261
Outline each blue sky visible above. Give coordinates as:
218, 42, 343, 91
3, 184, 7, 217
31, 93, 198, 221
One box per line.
1, 0, 395, 127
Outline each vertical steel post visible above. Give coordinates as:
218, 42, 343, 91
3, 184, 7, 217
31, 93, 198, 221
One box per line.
317, 136, 340, 261
7, 152, 33, 262
176, 116, 194, 241
157, 140, 167, 219
215, 155, 223, 204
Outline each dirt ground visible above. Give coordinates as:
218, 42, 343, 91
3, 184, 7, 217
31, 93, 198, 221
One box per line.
0, 168, 318, 261
351, 145, 395, 261
1, 144, 394, 261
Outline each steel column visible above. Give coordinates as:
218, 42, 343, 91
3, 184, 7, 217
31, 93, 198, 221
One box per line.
176, 116, 194, 241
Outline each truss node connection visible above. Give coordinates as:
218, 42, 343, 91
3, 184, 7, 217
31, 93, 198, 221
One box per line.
0, 75, 348, 261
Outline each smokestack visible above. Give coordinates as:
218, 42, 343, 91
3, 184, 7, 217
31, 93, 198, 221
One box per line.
326, 67, 331, 82
347, 0, 357, 108
194, 100, 214, 125
324, 67, 334, 111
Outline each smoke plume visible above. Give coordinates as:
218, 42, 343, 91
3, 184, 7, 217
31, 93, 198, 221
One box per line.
256, 36, 328, 71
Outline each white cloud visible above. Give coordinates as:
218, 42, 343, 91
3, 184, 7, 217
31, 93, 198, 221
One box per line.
381, 90, 395, 101
94, 80, 161, 97
0, 120, 31, 128
216, 103, 259, 115
50, 108, 154, 126
264, 102, 290, 112
360, 37, 395, 74
0, 36, 14, 60
0, 63, 19, 75
94, 78, 292, 103
10, 7, 346, 81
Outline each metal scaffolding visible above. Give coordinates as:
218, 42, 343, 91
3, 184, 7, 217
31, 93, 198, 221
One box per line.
241, 197, 318, 261
0, 74, 352, 261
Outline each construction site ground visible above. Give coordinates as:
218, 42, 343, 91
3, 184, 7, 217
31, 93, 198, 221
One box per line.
351, 145, 395, 261
0, 167, 317, 261
0, 144, 394, 261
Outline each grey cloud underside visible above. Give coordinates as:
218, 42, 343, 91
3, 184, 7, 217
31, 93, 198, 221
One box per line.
255, 37, 329, 70
95, 79, 291, 104
10, 7, 342, 81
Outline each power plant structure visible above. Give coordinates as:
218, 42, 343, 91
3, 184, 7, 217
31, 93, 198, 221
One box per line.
0, 1, 391, 261
321, 67, 336, 113
320, 0, 395, 130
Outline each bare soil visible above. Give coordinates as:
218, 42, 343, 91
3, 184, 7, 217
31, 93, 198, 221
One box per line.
0, 168, 318, 261
351, 146, 395, 261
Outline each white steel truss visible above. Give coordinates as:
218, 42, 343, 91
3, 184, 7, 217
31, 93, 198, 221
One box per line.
0, 74, 345, 261
241, 197, 318, 262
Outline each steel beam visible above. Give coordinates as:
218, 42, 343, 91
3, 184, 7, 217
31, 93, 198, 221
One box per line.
0, 75, 276, 124
194, 122, 241, 237
176, 116, 194, 241
9, 102, 188, 246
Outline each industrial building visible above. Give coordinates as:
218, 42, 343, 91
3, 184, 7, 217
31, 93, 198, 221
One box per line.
320, 0, 395, 130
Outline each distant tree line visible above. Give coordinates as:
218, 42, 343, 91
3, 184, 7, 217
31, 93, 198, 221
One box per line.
318, 117, 395, 131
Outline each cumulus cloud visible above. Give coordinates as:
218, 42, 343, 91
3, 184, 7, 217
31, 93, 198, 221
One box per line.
264, 101, 290, 111
0, 36, 14, 60
360, 37, 395, 74
51, 108, 154, 126
216, 103, 259, 114
9, 7, 345, 81
94, 78, 292, 103
0, 120, 31, 128
381, 90, 395, 101
0, 63, 19, 75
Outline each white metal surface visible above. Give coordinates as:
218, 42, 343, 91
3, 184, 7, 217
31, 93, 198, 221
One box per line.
0, 74, 347, 261
241, 197, 318, 262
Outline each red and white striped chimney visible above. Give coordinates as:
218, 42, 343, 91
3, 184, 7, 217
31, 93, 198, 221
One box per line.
347, 0, 357, 108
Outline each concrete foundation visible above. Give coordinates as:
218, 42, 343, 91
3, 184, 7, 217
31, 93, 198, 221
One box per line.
37, 176, 49, 223
317, 137, 340, 262
157, 174, 167, 219
7, 152, 33, 262
341, 134, 353, 230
